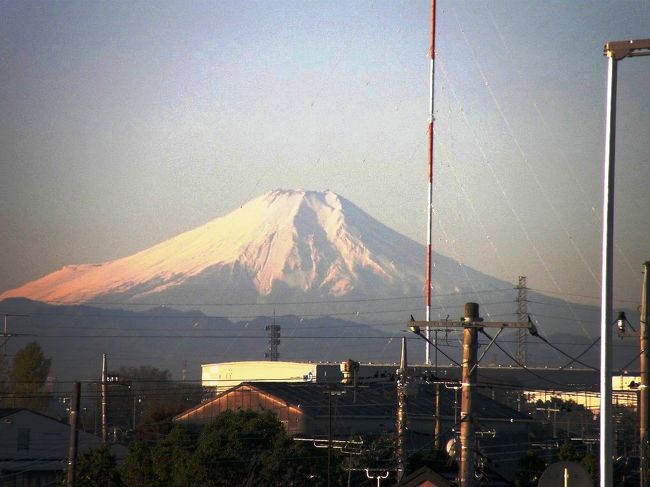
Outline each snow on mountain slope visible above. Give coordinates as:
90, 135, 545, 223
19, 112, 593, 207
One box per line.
1, 190, 443, 304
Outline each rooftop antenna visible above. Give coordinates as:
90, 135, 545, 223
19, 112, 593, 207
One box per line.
425, 0, 437, 365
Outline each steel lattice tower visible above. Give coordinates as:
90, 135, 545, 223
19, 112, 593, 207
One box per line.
265, 311, 280, 361
516, 276, 528, 365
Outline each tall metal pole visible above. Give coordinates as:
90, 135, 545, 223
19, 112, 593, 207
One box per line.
101, 353, 108, 445
600, 37, 650, 487
425, 0, 437, 365
434, 329, 441, 449
434, 383, 441, 450
460, 303, 479, 487
396, 337, 408, 484
640, 261, 650, 487
599, 50, 617, 487
328, 388, 332, 487
66, 382, 80, 487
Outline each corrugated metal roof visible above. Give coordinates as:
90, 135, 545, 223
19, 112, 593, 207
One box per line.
238, 382, 530, 422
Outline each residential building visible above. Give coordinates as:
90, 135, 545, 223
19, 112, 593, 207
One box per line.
0, 408, 126, 487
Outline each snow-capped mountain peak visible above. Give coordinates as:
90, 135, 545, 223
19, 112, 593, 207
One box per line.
0, 189, 425, 304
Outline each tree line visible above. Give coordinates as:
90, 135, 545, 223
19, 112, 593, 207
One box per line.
71, 409, 457, 487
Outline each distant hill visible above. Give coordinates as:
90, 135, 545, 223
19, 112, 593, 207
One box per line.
0, 298, 640, 385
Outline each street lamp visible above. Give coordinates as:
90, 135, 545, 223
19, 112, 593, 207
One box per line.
616, 311, 628, 335
615, 311, 637, 337
600, 38, 650, 487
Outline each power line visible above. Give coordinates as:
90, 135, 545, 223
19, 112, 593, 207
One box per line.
531, 333, 598, 371
478, 329, 568, 388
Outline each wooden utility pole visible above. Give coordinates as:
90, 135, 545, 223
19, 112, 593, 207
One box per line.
641, 261, 649, 487
408, 302, 534, 487
459, 303, 479, 487
101, 353, 108, 445
66, 382, 80, 487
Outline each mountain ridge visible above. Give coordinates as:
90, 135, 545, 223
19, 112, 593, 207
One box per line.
0, 189, 429, 304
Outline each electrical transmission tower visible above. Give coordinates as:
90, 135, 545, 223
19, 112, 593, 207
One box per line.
265, 311, 280, 361
516, 276, 528, 365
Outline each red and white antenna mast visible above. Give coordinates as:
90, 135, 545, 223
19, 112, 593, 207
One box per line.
425, 0, 437, 365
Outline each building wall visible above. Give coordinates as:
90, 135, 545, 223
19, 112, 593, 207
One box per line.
524, 374, 640, 412
201, 361, 319, 391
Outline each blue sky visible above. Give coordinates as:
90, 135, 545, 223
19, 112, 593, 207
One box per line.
1, 0, 649, 310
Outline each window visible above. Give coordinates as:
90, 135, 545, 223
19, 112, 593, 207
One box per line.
17, 428, 30, 451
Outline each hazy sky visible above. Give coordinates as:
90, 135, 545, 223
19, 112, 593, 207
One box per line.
1, 0, 649, 310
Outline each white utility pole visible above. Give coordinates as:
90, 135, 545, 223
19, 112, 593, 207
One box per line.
600, 38, 650, 487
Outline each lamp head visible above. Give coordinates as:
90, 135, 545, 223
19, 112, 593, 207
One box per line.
616, 311, 627, 334
409, 315, 420, 334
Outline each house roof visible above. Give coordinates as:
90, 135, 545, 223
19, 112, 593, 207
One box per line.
0, 407, 68, 424
399, 466, 452, 487
0, 408, 23, 419
246, 381, 529, 421
178, 381, 530, 423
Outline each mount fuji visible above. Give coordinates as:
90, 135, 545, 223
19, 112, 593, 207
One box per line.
1, 189, 507, 306
0, 189, 618, 376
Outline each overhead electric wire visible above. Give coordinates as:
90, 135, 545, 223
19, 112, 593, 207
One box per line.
478, 329, 567, 388
411, 332, 462, 368
529, 287, 640, 305
558, 336, 600, 371
531, 332, 598, 371
618, 345, 650, 373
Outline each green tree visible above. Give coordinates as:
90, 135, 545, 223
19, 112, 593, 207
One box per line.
581, 449, 598, 482
76, 445, 123, 487
135, 403, 188, 444
108, 365, 202, 441
121, 441, 155, 487
194, 409, 332, 487
120, 410, 333, 487
151, 425, 203, 487
9, 341, 51, 412
195, 410, 283, 487
558, 439, 580, 462
258, 435, 328, 487
514, 449, 546, 487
